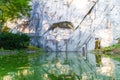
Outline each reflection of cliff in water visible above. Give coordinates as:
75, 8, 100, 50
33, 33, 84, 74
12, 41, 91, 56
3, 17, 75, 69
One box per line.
32, 52, 97, 80
0, 52, 120, 80
30, 52, 119, 80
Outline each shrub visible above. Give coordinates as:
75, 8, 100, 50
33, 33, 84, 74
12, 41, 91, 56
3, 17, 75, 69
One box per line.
0, 32, 30, 50
104, 44, 120, 52
27, 46, 40, 50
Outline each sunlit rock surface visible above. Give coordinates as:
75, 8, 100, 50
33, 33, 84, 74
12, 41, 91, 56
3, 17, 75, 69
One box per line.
97, 57, 114, 77
30, 0, 120, 51
5, 17, 30, 33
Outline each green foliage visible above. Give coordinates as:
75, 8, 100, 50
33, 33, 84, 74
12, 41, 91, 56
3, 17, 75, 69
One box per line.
104, 44, 120, 52
27, 46, 41, 50
0, 32, 30, 50
0, 0, 31, 24
27, 46, 45, 52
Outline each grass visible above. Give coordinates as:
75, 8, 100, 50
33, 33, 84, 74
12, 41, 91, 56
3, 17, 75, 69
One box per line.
0, 46, 45, 54
103, 43, 120, 53
94, 43, 120, 62
27, 46, 43, 51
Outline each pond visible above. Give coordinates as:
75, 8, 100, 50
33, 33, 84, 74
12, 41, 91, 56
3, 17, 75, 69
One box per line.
0, 52, 120, 80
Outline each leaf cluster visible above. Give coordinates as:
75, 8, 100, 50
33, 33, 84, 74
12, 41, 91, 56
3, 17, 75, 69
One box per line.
0, 32, 30, 50
104, 44, 120, 52
0, 0, 31, 23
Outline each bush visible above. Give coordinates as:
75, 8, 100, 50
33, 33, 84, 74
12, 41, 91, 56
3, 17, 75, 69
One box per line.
27, 46, 40, 50
0, 32, 30, 50
104, 44, 120, 52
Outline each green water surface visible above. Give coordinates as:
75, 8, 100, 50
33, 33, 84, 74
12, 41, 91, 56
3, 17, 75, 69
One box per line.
0, 52, 120, 80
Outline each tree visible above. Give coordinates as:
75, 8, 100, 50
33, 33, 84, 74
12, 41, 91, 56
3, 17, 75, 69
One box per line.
0, 0, 31, 26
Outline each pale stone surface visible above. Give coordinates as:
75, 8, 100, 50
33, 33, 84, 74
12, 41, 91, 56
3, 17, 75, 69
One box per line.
30, 0, 120, 51
97, 57, 114, 77
5, 18, 30, 33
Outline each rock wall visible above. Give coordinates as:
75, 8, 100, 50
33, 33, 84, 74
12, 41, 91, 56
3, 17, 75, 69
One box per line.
30, 0, 120, 51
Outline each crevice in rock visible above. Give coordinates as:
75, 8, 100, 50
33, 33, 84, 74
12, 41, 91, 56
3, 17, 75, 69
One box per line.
75, 0, 99, 30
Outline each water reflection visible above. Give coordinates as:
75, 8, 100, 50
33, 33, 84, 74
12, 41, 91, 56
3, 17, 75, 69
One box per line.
97, 57, 114, 77
95, 54, 101, 67
0, 52, 120, 80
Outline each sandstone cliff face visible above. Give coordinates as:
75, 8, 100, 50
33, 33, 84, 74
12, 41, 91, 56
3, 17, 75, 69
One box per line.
30, 0, 120, 51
